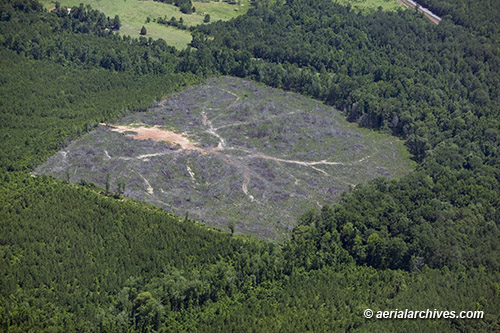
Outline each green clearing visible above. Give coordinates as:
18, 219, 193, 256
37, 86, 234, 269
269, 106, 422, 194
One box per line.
40, 0, 251, 49
333, 0, 403, 13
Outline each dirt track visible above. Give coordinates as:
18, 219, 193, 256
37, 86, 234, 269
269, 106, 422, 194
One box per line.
395, 0, 441, 25
104, 120, 377, 199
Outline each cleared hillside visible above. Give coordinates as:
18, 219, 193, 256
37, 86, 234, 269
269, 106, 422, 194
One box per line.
36, 77, 413, 239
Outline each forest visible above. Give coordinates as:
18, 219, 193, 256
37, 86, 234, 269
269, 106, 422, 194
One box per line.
1, 0, 499, 331
416, 0, 500, 39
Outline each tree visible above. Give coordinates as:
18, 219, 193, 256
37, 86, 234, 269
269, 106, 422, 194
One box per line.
113, 15, 121, 30
179, 2, 193, 14
204, 14, 211, 23
140, 25, 147, 35
105, 173, 110, 195
115, 179, 126, 197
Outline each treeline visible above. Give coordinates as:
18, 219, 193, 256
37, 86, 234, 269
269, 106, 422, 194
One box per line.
0, 0, 211, 172
51, 2, 121, 32
3, 174, 498, 331
0, 3, 188, 74
153, 0, 195, 14
0, 48, 197, 172
157, 15, 189, 30
0, 174, 284, 331
192, 1, 499, 161
185, 0, 500, 272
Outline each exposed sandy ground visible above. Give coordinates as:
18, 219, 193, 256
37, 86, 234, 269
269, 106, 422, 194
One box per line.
106, 124, 199, 150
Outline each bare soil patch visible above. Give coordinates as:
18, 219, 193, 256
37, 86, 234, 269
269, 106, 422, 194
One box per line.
107, 124, 199, 150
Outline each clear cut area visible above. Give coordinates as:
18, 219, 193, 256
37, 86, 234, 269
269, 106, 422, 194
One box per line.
35, 77, 414, 240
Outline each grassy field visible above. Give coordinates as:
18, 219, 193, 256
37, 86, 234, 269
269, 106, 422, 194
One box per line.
36, 77, 414, 241
334, 0, 403, 13
39, 0, 403, 48
40, 0, 251, 49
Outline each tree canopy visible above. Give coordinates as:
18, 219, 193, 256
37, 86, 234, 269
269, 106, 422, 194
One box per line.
1, 0, 499, 330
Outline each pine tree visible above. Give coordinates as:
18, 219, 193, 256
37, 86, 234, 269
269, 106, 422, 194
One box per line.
113, 15, 121, 30
105, 173, 110, 196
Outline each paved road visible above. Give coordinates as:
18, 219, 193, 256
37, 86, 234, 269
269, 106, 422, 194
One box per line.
396, 0, 441, 25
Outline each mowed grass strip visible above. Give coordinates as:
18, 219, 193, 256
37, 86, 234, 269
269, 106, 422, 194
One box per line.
40, 0, 251, 49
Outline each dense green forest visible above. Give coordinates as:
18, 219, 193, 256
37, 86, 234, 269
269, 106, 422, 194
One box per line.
416, 0, 500, 39
1, 0, 499, 331
190, 0, 500, 271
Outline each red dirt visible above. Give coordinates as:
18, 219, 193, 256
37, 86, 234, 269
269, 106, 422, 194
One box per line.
107, 124, 199, 150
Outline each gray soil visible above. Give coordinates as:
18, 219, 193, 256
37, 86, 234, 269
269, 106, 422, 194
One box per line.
35, 77, 413, 240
